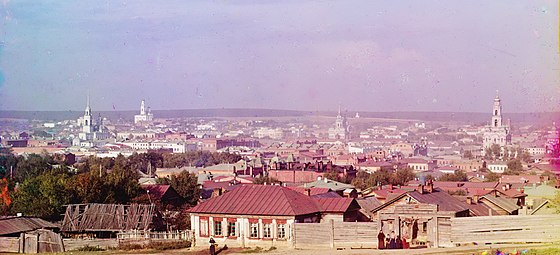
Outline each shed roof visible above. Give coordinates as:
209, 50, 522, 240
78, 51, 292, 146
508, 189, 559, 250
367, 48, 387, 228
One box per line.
189, 185, 322, 216
314, 198, 356, 213
480, 195, 520, 214
0, 217, 58, 236
408, 188, 470, 213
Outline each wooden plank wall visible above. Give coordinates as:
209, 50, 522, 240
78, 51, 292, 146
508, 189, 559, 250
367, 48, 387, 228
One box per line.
451, 215, 560, 244
36, 229, 65, 253
293, 221, 377, 249
0, 237, 20, 253
293, 223, 331, 248
332, 222, 377, 249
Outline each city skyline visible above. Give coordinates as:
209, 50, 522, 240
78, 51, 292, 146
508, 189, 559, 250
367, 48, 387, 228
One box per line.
0, 1, 558, 112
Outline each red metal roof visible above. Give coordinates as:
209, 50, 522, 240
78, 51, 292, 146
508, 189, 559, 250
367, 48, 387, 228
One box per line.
314, 198, 355, 213
141, 184, 170, 200
189, 185, 322, 216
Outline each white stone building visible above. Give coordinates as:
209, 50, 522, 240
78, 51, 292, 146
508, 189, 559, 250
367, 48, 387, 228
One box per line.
328, 107, 349, 140
134, 99, 154, 125
482, 93, 511, 150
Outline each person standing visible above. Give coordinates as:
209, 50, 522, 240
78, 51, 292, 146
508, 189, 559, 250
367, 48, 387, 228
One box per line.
377, 230, 385, 249
396, 235, 403, 249
389, 231, 397, 249
209, 237, 216, 255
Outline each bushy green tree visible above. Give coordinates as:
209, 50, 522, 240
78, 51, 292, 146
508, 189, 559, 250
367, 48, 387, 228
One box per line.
11, 169, 72, 220
391, 168, 416, 186
158, 171, 201, 206
439, 170, 468, 182
484, 171, 501, 182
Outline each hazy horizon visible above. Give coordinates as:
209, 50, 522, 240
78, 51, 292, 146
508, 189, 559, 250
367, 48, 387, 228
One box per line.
1, 1, 558, 112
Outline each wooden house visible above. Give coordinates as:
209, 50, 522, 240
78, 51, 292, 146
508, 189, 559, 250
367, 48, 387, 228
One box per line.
188, 185, 364, 248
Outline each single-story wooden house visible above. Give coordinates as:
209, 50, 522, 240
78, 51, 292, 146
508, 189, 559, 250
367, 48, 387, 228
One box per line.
188, 185, 364, 248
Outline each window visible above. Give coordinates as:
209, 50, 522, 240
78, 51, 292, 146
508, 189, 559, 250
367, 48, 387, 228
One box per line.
214, 220, 222, 236
263, 223, 272, 238
227, 222, 236, 237
200, 219, 209, 237
277, 224, 286, 239
250, 223, 259, 238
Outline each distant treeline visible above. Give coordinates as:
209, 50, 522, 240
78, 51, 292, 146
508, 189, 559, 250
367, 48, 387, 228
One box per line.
1, 109, 559, 124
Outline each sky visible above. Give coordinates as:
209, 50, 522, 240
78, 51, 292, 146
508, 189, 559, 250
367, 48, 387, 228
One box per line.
0, 0, 558, 113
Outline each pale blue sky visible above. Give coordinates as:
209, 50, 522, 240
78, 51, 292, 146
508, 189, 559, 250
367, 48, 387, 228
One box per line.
0, 0, 558, 112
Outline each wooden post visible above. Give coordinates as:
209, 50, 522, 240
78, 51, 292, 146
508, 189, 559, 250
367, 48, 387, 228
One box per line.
291, 223, 295, 248
19, 233, 24, 253
36, 232, 40, 254
330, 220, 335, 249
433, 217, 439, 248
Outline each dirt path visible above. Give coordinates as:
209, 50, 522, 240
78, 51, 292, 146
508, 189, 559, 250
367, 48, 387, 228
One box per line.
141, 243, 555, 255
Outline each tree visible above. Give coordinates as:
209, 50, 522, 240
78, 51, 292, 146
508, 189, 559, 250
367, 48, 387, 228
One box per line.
158, 171, 201, 207
518, 150, 532, 163
505, 159, 523, 175
13, 154, 53, 182
439, 170, 468, 182
10, 169, 72, 220
253, 175, 280, 185
69, 171, 110, 204
391, 168, 416, 186
104, 163, 141, 204
484, 172, 501, 182
485, 144, 502, 160
323, 170, 339, 181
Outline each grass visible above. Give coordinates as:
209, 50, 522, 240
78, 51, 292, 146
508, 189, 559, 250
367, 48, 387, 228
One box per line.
73, 245, 106, 252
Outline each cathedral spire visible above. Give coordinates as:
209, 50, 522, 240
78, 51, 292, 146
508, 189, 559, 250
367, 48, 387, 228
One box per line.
337, 104, 341, 117
85, 93, 91, 116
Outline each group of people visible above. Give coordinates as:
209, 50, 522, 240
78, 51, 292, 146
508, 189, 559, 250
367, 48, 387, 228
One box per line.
377, 230, 409, 249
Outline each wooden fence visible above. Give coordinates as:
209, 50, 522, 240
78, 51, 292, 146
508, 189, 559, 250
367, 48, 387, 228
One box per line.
117, 230, 193, 246
0, 230, 64, 253
450, 215, 560, 245
293, 221, 377, 249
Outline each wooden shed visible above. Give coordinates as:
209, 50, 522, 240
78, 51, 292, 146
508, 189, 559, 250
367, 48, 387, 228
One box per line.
0, 216, 64, 253
61, 203, 156, 237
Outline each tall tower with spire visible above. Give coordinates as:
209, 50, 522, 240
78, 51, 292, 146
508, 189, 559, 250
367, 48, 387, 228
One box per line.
329, 105, 349, 140
134, 99, 154, 125
482, 91, 511, 150
491, 91, 503, 128
140, 99, 146, 115
82, 95, 93, 133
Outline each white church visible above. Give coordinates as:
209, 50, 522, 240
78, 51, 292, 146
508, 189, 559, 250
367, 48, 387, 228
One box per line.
482, 92, 512, 153
328, 107, 350, 140
134, 99, 154, 125
74, 96, 112, 147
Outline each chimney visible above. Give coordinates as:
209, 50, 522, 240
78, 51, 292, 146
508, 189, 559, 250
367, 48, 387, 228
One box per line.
425, 181, 433, 193
306, 188, 311, 196
416, 184, 424, 194
389, 184, 393, 190
473, 195, 479, 202
466, 197, 472, 205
